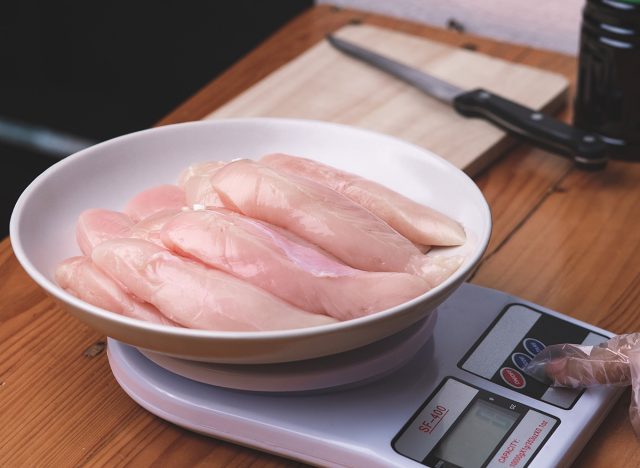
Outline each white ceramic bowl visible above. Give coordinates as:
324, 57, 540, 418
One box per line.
10, 118, 491, 363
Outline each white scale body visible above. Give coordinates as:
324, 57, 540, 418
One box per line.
108, 284, 623, 467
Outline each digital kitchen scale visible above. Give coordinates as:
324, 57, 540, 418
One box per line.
108, 283, 623, 467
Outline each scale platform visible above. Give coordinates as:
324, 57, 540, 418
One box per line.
108, 283, 622, 467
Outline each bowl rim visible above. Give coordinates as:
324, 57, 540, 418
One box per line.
9, 117, 492, 340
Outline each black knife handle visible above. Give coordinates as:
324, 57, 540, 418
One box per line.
453, 88, 608, 170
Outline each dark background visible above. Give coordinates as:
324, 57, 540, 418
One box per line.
1, 1, 313, 237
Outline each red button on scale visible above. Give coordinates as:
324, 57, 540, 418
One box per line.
500, 367, 526, 389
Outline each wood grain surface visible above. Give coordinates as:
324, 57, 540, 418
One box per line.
206, 23, 568, 175
2, 5, 639, 467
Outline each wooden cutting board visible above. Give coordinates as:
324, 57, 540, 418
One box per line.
205, 24, 569, 176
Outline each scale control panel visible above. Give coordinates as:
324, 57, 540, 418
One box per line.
459, 303, 606, 409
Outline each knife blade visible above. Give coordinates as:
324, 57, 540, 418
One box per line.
327, 34, 608, 170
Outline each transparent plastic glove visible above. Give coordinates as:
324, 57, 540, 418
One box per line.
524, 334, 640, 437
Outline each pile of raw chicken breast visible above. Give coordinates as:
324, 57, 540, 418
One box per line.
56, 154, 466, 332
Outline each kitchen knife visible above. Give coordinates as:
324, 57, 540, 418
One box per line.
327, 34, 608, 170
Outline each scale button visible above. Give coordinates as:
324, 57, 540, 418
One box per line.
512, 352, 532, 370
500, 367, 526, 389
523, 338, 545, 356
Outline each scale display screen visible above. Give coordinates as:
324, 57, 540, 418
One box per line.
433, 399, 519, 467
392, 378, 558, 467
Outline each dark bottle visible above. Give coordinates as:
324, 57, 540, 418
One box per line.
574, 0, 640, 160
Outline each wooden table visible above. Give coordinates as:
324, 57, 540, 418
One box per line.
2, 5, 639, 466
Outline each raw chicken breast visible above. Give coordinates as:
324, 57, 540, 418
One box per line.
413, 255, 465, 289
55, 256, 177, 326
261, 153, 466, 246
91, 239, 337, 331
123, 184, 186, 222
183, 175, 224, 209
161, 209, 430, 320
76, 209, 188, 255
76, 209, 133, 256
132, 208, 183, 246
209, 159, 424, 273
179, 162, 227, 208
76, 208, 184, 254
178, 161, 226, 187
